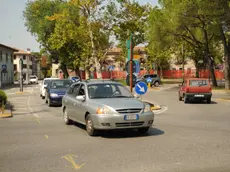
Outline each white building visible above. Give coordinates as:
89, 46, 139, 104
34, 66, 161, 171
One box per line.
13, 49, 33, 82
0, 43, 18, 87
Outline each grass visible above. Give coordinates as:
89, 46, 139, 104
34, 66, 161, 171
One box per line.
116, 79, 127, 86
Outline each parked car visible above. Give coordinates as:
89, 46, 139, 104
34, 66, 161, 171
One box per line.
178, 78, 212, 104
40, 78, 59, 99
29, 75, 38, 84
45, 79, 73, 106
62, 80, 154, 136
136, 74, 161, 87
68, 76, 81, 83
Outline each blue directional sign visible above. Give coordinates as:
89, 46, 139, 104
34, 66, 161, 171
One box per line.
146, 77, 152, 83
135, 81, 148, 95
108, 66, 115, 71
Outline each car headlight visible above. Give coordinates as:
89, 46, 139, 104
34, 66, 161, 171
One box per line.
144, 103, 151, 112
96, 106, 116, 115
50, 93, 59, 97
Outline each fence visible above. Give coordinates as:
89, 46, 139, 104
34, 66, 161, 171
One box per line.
65, 69, 224, 80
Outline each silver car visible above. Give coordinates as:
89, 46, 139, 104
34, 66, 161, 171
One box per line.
62, 80, 154, 136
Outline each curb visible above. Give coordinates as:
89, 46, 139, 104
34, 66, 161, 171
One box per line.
0, 103, 12, 118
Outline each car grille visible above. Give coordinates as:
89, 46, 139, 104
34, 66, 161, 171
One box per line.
115, 122, 144, 127
116, 108, 142, 114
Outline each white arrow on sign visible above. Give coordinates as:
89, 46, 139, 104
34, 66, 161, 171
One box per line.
137, 84, 145, 93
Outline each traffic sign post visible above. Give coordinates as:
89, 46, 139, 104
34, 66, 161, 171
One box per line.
19, 58, 23, 92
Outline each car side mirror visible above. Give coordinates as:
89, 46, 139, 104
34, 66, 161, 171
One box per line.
76, 95, 85, 101
134, 94, 140, 99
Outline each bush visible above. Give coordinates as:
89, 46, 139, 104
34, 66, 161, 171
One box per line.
0, 89, 7, 106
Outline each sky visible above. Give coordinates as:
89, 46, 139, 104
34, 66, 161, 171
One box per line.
0, 0, 159, 52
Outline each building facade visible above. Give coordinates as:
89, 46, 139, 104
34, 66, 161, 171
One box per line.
13, 50, 33, 82
0, 43, 18, 87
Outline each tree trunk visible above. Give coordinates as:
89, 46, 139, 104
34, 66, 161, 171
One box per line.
88, 22, 102, 79
203, 28, 218, 87
74, 66, 80, 77
219, 25, 230, 89
61, 64, 69, 79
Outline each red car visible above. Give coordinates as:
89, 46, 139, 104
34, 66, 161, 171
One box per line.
178, 78, 212, 104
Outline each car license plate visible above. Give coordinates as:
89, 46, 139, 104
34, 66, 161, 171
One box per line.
195, 94, 204, 97
124, 114, 139, 120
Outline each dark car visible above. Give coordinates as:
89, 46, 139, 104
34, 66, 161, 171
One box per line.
45, 79, 73, 106
136, 74, 161, 87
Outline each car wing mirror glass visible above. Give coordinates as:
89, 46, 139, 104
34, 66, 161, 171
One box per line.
134, 94, 140, 99
76, 95, 85, 101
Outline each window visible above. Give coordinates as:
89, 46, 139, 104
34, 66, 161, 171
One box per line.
67, 84, 80, 96
189, 80, 208, 86
11, 53, 13, 62
87, 83, 133, 99
14, 64, 17, 71
0, 51, 2, 61
23, 64, 27, 68
78, 84, 85, 96
30, 65, 32, 69
23, 55, 26, 60
150, 74, 157, 78
6, 53, 8, 62
14, 55, 16, 60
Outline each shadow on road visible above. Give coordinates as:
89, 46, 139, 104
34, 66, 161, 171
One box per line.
100, 127, 164, 139
70, 122, 164, 138
186, 100, 217, 104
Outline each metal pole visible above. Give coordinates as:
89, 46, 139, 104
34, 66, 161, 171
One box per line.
19, 58, 23, 92
130, 34, 133, 93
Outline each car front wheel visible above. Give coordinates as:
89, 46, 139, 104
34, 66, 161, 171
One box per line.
154, 81, 160, 87
63, 108, 71, 125
137, 127, 150, 134
86, 115, 97, 136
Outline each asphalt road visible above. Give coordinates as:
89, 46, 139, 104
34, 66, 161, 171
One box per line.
1, 84, 230, 172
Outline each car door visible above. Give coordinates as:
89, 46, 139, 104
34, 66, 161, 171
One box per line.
66, 83, 81, 121
73, 84, 87, 123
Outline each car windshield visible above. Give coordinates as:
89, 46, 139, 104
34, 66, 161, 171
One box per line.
189, 80, 208, 86
50, 80, 72, 89
88, 83, 133, 99
30, 76, 36, 79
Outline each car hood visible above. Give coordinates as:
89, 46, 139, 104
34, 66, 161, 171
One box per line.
49, 88, 67, 95
90, 98, 144, 110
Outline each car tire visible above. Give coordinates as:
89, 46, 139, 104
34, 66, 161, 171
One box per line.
207, 98, 211, 104
184, 96, 188, 104
179, 93, 182, 101
137, 127, 150, 134
48, 98, 52, 107
63, 108, 71, 125
86, 115, 97, 136
154, 81, 160, 87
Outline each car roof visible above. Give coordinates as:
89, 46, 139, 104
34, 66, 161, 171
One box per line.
44, 78, 59, 80
76, 79, 122, 85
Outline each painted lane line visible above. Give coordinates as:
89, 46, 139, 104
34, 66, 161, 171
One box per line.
62, 154, 86, 170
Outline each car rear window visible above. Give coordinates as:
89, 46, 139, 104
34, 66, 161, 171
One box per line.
189, 80, 208, 86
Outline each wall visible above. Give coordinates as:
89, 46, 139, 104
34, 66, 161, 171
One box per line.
0, 46, 14, 86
